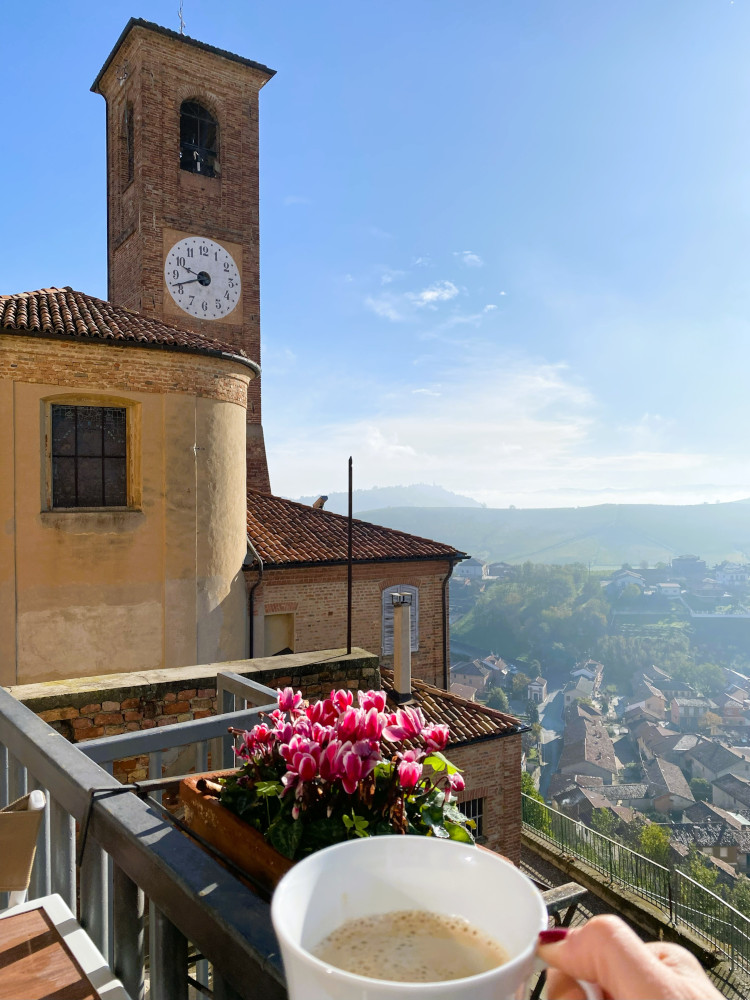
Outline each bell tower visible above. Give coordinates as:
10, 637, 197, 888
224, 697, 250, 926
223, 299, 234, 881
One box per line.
92, 18, 275, 492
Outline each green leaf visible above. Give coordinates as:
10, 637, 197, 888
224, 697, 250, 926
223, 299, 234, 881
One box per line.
342, 814, 354, 830
424, 752, 462, 776
419, 789, 446, 834
266, 815, 304, 860
255, 780, 283, 798
444, 820, 474, 843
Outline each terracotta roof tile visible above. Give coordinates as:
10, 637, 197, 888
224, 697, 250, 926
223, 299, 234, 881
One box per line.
246, 490, 465, 567
0, 287, 259, 372
380, 669, 524, 750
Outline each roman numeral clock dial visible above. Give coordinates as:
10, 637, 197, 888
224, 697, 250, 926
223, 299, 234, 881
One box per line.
164, 236, 241, 320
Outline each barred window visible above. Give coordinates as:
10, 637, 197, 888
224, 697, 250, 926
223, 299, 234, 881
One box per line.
461, 797, 484, 839
381, 585, 419, 655
51, 405, 127, 508
180, 100, 218, 177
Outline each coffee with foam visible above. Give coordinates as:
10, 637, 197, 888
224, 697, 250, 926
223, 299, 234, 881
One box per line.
312, 909, 509, 983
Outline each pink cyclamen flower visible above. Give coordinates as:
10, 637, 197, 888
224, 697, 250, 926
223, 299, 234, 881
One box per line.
277, 688, 303, 713
383, 705, 426, 742
398, 748, 424, 764
447, 772, 465, 792
358, 690, 387, 713
296, 753, 318, 783
398, 759, 423, 789
306, 697, 338, 727
335, 705, 361, 743
331, 689, 354, 714
423, 725, 450, 752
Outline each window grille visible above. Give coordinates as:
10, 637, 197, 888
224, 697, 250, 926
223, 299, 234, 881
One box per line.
461, 797, 484, 839
51, 405, 127, 508
180, 100, 218, 176
381, 585, 419, 655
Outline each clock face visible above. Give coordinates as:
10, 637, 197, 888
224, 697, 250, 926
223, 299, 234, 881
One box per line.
164, 236, 241, 320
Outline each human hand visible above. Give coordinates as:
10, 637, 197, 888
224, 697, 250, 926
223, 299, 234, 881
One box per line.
536, 915, 723, 1000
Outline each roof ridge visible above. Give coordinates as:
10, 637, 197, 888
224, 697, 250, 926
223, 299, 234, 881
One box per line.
246, 489, 467, 557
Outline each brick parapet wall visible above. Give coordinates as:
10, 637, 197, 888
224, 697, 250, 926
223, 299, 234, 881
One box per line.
9, 648, 379, 782
0, 335, 250, 406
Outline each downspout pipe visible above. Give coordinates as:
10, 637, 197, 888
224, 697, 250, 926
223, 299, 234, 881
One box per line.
244, 534, 264, 658
442, 557, 461, 690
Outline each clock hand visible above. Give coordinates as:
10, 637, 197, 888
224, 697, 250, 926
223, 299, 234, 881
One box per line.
171, 278, 201, 286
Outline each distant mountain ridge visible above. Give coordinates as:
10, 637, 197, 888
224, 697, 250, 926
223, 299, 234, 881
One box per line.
353, 500, 750, 568
293, 484, 483, 516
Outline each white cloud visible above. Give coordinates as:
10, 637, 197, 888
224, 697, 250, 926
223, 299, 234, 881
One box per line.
412, 255, 432, 267
412, 387, 442, 397
380, 268, 406, 285
408, 280, 459, 308
454, 250, 484, 268
483, 304, 497, 313
364, 294, 404, 322
365, 280, 460, 321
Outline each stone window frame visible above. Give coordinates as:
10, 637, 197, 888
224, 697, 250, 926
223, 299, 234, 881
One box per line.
41, 393, 142, 513
381, 584, 419, 656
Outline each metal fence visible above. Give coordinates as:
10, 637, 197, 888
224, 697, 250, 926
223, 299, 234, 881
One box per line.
0, 680, 286, 1000
674, 870, 750, 974
521, 794, 672, 915
522, 793, 750, 974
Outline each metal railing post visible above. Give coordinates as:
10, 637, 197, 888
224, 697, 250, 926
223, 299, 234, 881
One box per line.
113, 863, 146, 1000
150, 907, 189, 1000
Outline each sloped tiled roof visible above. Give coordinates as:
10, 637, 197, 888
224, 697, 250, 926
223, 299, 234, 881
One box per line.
645, 757, 694, 801
713, 773, 750, 810
380, 670, 523, 750
560, 717, 618, 775
0, 287, 259, 371
246, 490, 464, 567
687, 740, 749, 775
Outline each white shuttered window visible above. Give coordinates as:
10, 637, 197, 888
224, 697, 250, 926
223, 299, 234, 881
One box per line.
381, 585, 419, 655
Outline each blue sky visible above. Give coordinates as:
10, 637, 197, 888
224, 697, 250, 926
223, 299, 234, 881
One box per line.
3, 1, 750, 508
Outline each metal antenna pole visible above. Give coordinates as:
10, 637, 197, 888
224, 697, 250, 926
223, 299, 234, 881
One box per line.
347, 457, 353, 655
178, 2, 186, 35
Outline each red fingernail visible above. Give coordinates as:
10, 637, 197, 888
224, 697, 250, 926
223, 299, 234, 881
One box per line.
538, 928, 568, 944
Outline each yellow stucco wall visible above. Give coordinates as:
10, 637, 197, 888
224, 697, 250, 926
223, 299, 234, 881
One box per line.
0, 336, 251, 685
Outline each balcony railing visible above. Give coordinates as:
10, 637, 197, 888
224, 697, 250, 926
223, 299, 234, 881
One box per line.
522, 793, 750, 974
0, 681, 286, 1000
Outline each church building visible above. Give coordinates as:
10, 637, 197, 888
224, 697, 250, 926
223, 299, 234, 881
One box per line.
0, 19, 465, 687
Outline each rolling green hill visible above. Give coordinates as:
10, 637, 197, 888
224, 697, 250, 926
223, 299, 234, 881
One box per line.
356, 499, 750, 568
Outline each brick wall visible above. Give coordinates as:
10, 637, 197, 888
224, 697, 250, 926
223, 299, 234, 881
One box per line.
251, 559, 453, 688
0, 335, 250, 406
453, 733, 523, 864
12, 649, 379, 783
95, 21, 271, 492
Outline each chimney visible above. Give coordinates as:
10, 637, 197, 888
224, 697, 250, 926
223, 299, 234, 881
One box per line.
312, 495, 328, 509
391, 591, 413, 704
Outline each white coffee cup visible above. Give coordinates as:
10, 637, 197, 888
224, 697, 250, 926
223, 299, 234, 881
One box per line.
271, 836, 548, 1000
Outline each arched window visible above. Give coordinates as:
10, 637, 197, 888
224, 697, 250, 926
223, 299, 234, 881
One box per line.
180, 100, 218, 177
